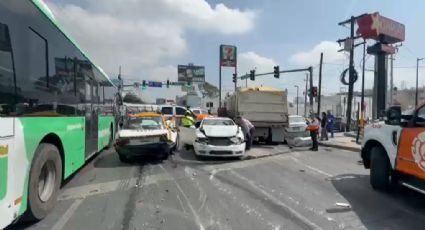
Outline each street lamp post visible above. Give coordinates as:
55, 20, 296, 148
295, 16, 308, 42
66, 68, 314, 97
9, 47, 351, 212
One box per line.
294, 85, 299, 115
416, 57, 425, 106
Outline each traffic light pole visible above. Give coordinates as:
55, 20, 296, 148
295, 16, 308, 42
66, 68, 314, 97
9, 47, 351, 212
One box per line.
234, 64, 237, 92
317, 53, 323, 115
219, 64, 222, 108
240, 66, 314, 114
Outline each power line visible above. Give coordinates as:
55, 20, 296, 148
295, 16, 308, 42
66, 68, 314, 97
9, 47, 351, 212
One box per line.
401, 45, 417, 57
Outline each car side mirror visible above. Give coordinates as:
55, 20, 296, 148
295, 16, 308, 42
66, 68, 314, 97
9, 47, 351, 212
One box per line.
385, 106, 401, 126
195, 121, 201, 128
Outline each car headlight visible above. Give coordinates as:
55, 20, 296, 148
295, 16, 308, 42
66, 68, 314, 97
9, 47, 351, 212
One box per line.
230, 136, 243, 144
195, 137, 208, 144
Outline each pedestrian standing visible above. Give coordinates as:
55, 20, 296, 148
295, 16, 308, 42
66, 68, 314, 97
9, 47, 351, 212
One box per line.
327, 113, 335, 138
307, 114, 320, 151
236, 116, 255, 150
320, 112, 328, 141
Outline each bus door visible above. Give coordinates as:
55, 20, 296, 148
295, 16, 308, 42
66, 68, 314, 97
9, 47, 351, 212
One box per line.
84, 77, 98, 158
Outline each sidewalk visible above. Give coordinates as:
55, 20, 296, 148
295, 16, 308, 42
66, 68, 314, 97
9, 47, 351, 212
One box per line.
319, 132, 361, 152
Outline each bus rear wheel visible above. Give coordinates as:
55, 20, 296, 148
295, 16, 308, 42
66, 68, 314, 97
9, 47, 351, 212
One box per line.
26, 143, 62, 221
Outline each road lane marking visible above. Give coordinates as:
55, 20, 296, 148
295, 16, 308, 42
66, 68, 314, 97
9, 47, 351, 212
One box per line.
50, 199, 83, 230
202, 154, 286, 173
288, 156, 333, 178
229, 170, 323, 230
159, 165, 205, 230
58, 173, 173, 200
176, 194, 188, 214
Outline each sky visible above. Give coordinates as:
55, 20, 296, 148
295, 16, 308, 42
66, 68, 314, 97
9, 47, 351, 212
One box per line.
45, 0, 425, 102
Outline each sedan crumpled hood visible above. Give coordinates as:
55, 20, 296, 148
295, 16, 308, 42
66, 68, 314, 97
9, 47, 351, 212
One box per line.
202, 125, 238, 137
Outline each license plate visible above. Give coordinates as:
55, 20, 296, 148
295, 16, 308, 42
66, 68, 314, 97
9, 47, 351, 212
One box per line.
293, 127, 301, 131
130, 137, 159, 144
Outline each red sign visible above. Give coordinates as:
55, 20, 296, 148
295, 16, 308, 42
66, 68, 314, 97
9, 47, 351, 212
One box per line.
356, 12, 405, 44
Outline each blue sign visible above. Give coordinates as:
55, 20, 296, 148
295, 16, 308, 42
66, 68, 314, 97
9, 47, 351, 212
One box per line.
148, 81, 162, 88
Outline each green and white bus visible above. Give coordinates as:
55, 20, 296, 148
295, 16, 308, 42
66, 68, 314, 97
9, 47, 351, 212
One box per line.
0, 1, 117, 228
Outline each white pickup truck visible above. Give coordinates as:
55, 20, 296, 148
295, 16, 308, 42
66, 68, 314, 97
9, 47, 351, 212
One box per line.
361, 105, 425, 193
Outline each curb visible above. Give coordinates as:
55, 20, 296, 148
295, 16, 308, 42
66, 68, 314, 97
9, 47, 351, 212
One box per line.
319, 142, 360, 152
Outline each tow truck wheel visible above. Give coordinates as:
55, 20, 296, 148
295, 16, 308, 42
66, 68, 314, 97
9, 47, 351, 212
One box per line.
370, 146, 391, 190
26, 143, 62, 221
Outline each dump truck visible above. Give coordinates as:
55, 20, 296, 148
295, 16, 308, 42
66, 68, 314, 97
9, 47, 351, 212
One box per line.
226, 87, 289, 143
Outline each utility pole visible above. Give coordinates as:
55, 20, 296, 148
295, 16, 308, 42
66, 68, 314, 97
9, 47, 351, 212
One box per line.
416, 57, 425, 106
346, 16, 355, 132
317, 52, 323, 114
357, 40, 366, 144
304, 73, 308, 117
389, 43, 402, 106
294, 85, 299, 115
337, 14, 366, 132
390, 54, 394, 106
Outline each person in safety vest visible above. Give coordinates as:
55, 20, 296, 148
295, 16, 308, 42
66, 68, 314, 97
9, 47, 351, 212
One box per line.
181, 111, 195, 127
306, 114, 320, 151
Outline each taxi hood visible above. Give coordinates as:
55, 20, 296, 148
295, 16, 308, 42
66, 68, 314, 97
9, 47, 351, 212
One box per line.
202, 125, 238, 137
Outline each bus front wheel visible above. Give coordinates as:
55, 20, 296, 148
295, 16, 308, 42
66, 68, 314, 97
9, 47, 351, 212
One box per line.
26, 143, 62, 221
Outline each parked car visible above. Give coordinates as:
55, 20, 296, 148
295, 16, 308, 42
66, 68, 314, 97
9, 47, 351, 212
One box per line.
115, 111, 177, 162
285, 115, 311, 147
179, 117, 245, 158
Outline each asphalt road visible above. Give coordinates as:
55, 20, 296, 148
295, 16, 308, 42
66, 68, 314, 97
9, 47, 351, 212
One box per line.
8, 145, 425, 230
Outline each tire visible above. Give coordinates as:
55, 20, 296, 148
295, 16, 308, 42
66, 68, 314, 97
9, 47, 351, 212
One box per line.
158, 151, 169, 160
184, 144, 191, 150
26, 143, 62, 221
370, 146, 391, 190
173, 134, 180, 153
106, 126, 113, 149
118, 152, 131, 163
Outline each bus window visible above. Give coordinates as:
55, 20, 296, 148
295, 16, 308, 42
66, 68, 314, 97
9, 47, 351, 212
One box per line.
0, 22, 15, 116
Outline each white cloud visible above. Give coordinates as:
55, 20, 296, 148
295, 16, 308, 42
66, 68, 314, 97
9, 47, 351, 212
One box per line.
289, 41, 345, 66
46, 0, 257, 81
238, 51, 277, 74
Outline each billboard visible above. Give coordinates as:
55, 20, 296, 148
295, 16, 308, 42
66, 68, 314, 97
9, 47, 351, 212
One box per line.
220, 45, 237, 67
356, 12, 405, 44
178, 65, 205, 83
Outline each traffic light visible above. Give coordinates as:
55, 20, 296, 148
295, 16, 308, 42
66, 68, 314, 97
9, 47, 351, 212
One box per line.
312, 86, 318, 97
273, 65, 280, 78
250, 70, 255, 81
166, 79, 170, 88
142, 80, 146, 87
232, 73, 237, 83
307, 89, 311, 97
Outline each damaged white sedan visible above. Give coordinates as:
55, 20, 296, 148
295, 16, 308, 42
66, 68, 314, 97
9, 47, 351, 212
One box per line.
181, 117, 245, 158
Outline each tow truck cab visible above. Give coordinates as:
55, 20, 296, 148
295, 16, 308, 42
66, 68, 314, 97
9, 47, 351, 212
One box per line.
362, 105, 425, 193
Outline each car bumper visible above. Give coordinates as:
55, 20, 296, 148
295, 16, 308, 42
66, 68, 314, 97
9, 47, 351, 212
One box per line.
193, 142, 246, 157
115, 142, 170, 157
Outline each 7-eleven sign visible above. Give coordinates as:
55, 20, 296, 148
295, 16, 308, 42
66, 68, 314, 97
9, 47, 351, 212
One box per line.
220, 45, 237, 67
